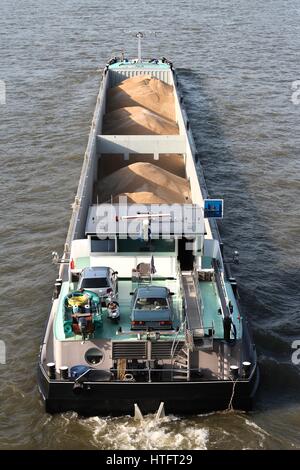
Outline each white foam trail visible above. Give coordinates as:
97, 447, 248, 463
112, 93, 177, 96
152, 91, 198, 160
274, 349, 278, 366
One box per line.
244, 419, 271, 448
83, 415, 209, 450
245, 419, 271, 436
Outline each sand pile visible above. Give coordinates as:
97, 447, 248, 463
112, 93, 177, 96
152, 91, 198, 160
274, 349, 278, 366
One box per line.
99, 153, 186, 178
103, 106, 178, 135
112, 192, 174, 204
107, 75, 176, 121
95, 162, 191, 204
98, 76, 186, 203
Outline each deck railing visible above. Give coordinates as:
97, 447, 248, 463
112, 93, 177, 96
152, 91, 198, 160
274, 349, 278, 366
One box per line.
66, 367, 226, 383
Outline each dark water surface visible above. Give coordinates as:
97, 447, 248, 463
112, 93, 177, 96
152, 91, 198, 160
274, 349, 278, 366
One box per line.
0, 0, 300, 449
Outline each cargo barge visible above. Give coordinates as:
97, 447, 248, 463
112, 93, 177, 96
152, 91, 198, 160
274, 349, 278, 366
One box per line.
38, 44, 259, 415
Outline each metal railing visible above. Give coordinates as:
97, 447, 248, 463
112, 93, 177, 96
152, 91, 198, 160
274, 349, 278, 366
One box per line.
66, 367, 226, 383
170, 319, 186, 359
212, 259, 230, 319
192, 266, 204, 318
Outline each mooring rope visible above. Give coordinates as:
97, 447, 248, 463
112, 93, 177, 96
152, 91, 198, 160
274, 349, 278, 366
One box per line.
227, 378, 239, 412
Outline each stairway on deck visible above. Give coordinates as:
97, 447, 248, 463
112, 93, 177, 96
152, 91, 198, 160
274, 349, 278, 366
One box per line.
173, 346, 190, 381
181, 271, 204, 337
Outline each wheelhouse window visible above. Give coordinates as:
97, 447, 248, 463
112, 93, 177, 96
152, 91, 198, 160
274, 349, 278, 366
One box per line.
91, 237, 115, 253
117, 238, 175, 253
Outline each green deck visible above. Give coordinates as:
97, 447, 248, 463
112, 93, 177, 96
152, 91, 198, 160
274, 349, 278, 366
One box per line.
55, 276, 242, 342
199, 280, 242, 339
54, 279, 184, 342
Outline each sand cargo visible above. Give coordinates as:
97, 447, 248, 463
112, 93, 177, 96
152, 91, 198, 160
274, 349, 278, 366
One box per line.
38, 51, 259, 415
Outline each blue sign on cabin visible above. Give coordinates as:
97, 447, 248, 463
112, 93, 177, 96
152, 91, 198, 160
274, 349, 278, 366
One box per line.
204, 199, 224, 219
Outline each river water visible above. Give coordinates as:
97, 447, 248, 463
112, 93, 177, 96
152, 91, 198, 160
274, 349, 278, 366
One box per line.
0, 0, 300, 450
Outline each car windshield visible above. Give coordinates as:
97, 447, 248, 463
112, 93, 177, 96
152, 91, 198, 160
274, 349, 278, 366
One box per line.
81, 278, 109, 288
135, 297, 168, 310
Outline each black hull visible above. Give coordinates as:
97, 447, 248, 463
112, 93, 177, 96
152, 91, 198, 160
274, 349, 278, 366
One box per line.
38, 363, 259, 416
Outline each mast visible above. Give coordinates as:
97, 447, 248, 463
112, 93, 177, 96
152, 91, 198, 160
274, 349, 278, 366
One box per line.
136, 32, 143, 62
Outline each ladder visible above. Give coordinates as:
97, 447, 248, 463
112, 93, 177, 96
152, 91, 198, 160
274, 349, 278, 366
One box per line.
172, 345, 190, 381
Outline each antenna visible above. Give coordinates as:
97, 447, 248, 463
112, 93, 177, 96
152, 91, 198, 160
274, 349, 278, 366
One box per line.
120, 213, 171, 220
136, 32, 143, 62
123, 30, 158, 61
